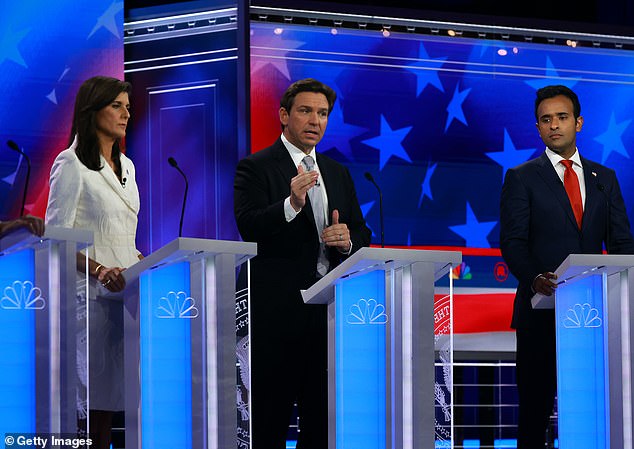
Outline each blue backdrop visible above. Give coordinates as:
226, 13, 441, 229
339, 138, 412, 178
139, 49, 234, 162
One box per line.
0, 0, 123, 219
250, 22, 634, 251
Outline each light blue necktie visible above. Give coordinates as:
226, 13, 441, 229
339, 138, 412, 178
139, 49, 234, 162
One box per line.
302, 155, 328, 276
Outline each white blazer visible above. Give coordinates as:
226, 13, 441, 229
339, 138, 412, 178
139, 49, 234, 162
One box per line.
45, 140, 141, 270
44, 139, 141, 411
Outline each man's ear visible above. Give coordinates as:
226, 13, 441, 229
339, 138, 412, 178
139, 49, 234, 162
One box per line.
576, 115, 583, 132
279, 107, 289, 128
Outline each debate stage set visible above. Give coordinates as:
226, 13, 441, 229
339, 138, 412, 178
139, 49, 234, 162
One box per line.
1, 0, 634, 448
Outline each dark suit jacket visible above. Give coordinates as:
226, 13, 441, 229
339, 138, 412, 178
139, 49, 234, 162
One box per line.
500, 152, 634, 330
234, 137, 371, 300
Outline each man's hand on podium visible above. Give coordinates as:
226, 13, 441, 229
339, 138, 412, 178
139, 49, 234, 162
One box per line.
532, 271, 558, 296
0, 215, 45, 238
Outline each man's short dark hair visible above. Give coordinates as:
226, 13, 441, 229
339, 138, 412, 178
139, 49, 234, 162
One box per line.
535, 85, 581, 120
280, 78, 337, 114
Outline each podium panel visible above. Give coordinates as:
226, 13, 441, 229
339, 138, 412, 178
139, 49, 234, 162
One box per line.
335, 270, 387, 448
556, 274, 608, 446
302, 247, 461, 449
533, 254, 634, 448
0, 227, 92, 435
123, 238, 256, 449
139, 261, 194, 447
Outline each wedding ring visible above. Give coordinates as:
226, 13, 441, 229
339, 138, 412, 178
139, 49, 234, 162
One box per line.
103, 279, 111, 286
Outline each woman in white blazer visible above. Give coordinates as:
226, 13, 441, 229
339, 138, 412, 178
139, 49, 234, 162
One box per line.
45, 76, 142, 449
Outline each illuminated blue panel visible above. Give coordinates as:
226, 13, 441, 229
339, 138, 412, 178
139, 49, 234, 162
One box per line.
556, 274, 608, 447
140, 261, 193, 449
336, 270, 386, 449
493, 440, 517, 448
0, 249, 36, 434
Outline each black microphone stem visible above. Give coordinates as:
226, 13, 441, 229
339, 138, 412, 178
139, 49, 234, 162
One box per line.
364, 172, 385, 248
168, 157, 188, 238
179, 176, 188, 238
7, 140, 30, 217
378, 188, 384, 248
23, 156, 31, 218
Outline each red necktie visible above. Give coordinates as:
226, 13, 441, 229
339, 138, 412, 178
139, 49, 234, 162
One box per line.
561, 159, 583, 229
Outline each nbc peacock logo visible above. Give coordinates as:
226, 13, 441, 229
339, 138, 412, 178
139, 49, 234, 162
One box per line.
1, 280, 46, 310
346, 298, 388, 325
450, 262, 472, 280
155, 291, 199, 319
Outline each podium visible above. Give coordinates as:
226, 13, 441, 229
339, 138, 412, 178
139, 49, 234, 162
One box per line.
532, 254, 634, 448
301, 247, 461, 449
0, 226, 92, 435
122, 237, 256, 449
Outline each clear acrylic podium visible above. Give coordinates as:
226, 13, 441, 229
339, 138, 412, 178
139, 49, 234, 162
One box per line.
532, 253, 634, 448
301, 247, 461, 449
0, 226, 92, 435
122, 237, 256, 449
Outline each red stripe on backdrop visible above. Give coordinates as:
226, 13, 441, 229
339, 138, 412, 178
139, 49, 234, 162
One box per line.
439, 293, 515, 333
372, 244, 502, 257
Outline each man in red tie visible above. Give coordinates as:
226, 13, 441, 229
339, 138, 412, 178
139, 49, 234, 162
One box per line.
500, 84, 634, 447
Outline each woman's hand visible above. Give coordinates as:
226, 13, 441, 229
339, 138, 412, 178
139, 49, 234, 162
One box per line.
96, 265, 126, 292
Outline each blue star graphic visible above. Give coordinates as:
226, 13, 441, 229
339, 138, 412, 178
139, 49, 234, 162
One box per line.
595, 112, 631, 164
319, 99, 368, 160
485, 129, 537, 179
251, 29, 305, 80
418, 162, 437, 207
444, 83, 471, 132
449, 202, 497, 248
362, 115, 412, 170
88, 1, 124, 39
0, 26, 30, 68
360, 201, 376, 237
525, 56, 579, 90
406, 43, 446, 96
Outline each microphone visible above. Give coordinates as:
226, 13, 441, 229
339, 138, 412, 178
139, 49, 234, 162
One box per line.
597, 183, 611, 253
168, 157, 188, 238
6, 140, 30, 217
364, 172, 384, 248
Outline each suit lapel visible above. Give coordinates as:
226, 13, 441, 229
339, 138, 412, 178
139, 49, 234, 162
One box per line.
535, 153, 580, 231
317, 154, 335, 224
98, 154, 137, 213
272, 140, 297, 182
581, 158, 600, 231
272, 140, 317, 228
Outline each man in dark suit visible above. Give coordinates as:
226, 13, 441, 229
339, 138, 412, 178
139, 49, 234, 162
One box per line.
500, 84, 634, 447
234, 78, 371, 449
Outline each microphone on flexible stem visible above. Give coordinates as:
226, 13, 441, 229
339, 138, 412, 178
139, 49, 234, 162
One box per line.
364, 172, 384, 248
6, 140, 30, 217
168, 157, 188, 238
597, 183, 611, 253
